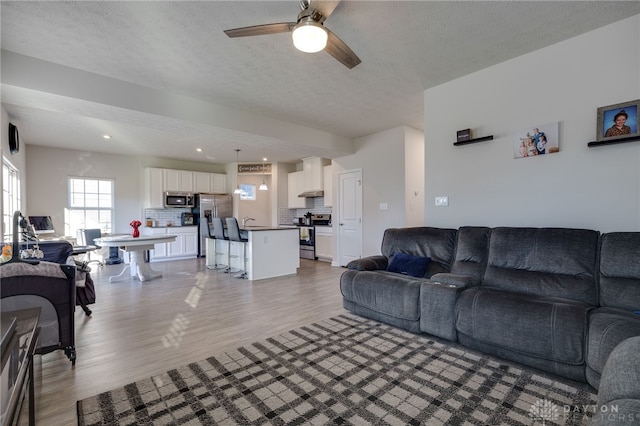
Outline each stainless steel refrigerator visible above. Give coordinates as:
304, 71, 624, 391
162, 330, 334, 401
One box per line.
193, 193, 233, 257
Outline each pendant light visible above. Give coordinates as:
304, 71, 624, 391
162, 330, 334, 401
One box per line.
259, 150, 268, 191
233, 149, 243, 195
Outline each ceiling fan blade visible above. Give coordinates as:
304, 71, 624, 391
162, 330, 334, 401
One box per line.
224, 22, 295, 38
310, 0, 342, 22
324, 29, 361, 69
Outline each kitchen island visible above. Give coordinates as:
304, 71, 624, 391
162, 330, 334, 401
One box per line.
205, 226, 299, 281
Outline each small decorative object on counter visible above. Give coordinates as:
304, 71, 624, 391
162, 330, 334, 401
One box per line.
130, 220, 142, 238
145, 218, 153, 227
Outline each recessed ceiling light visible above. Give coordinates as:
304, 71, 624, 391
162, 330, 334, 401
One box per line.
196, 148, 203, 152
102, 134, 111, 139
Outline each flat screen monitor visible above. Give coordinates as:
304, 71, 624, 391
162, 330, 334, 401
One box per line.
28, 215, 55, 234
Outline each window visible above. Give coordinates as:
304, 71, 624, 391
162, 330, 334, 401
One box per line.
240, 184, 256, 201
66, 177, 114, 237
2, 157, 21, 241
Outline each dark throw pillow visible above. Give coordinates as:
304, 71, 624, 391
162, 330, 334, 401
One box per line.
386, 253, 431, 278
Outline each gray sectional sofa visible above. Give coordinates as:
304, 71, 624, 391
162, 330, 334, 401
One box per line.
340, 226, 640, 393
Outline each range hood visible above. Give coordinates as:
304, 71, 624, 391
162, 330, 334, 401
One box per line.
298, 190, 324, 198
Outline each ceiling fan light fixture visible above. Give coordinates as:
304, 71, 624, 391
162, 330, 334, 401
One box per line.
292, 19, 327, 53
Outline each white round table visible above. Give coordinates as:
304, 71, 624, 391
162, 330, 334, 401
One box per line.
95, 235, 176, 282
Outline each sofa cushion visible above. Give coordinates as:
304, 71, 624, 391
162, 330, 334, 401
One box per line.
599, 232, 640, 311
456, 287, 591, 365
586, 307, 640, 388
340, 270, 421, 322
380, 227, 457, 278
449, 226, 491, 278
483, 227, 599, 304
386, 253, 430, 278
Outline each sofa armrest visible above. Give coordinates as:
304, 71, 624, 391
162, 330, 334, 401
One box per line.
590, 336, 640, 425
346, 255, 388, 271
430, 273, 480, 288
420, 280, 473, 341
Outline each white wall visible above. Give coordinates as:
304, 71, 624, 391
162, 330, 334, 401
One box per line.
26, 146, 142, 235
424, 15, 640, 232
334, 126, 425, 256
25, 145, 227, 236
405, 126, 425, 226
1, 105, 28, 236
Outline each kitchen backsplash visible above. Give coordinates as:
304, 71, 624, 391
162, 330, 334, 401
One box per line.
144, 208, 191, 227
279, 197, 332, 225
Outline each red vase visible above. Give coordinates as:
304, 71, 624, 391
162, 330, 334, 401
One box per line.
132, 226, 140, 238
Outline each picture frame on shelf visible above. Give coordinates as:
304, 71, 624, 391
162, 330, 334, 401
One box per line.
513, 122, 559, 159
596, 99, 639, 142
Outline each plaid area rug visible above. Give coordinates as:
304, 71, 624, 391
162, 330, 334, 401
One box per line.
77, 314, 597, 425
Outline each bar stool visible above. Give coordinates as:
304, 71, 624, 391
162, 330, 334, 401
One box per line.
225, 217, 248, 279
210, 217, 230, 272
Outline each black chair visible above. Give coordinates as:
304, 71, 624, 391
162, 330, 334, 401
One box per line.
210, 218, 230, 271
78, 228, 103, 268
225, 217, 248, 279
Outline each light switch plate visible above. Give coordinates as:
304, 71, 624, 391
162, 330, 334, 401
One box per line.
435, 196, 449, 207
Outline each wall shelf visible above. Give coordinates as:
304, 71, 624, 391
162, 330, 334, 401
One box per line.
587, 135, 640, 147
453, 135, 494, 146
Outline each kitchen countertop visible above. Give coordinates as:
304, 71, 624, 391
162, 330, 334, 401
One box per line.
242, 226, 300, 231
145, 225, 197, 228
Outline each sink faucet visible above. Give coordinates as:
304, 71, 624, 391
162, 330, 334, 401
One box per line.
242, 217, 255, 227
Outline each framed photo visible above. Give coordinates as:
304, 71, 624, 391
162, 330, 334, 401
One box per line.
514, 122, 559, 159
596, 99, 639, 142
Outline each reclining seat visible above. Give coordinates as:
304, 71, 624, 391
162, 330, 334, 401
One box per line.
341, 227, 457, 333
586, 232, 640, 389
455, 227, 599, 383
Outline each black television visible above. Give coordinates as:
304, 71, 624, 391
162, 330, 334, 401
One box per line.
28, 215, 55, 234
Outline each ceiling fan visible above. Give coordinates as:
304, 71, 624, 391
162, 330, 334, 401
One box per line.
224, 0, 361, 69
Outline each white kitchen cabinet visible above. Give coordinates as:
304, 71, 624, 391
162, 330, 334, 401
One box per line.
288, 171, 309, 208
302, 157, 330, 192
144, 167, 164, 208
211, 173, 227, 193
323, 164, 333, 207
163, 169, 194, 192
144, 226, 198, 261
193, 172, 227, 194
315, 225, 334, 262
194, 171, 212, 193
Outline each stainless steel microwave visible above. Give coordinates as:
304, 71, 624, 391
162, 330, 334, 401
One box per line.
164, 192, 194, 208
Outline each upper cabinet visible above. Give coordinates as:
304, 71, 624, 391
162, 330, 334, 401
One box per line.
288, 171, 309, 209
145, 168, 164, 208
145, 168, 227, 208
323, 165, 333, 207
301, 157, 331, 193
163, 169, 194, 192
193, 172, 226, 194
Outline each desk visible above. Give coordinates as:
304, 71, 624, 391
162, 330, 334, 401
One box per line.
1, 307, 40, 426
95, 235, 176, 282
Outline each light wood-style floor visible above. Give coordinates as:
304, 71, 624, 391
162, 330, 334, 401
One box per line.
23, 258, 347, 425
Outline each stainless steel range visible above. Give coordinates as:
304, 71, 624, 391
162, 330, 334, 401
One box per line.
298, 214, 331, 259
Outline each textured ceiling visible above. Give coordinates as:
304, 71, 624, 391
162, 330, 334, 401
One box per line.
2, 1, 638, 164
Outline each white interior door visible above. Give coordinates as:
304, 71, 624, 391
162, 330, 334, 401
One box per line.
338, 169, 362, 266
